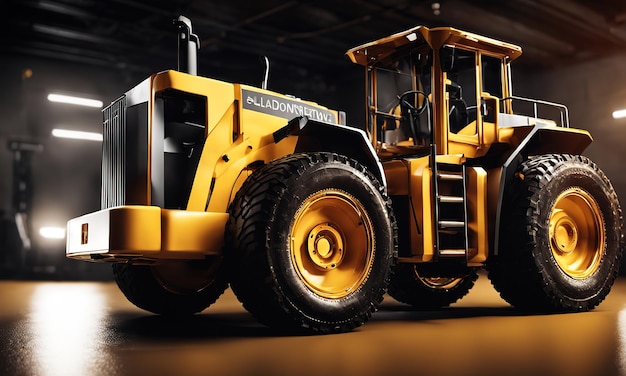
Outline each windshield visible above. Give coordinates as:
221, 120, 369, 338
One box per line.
368, 51, 432, 153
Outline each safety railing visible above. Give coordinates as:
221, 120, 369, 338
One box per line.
501, 96, 569, 128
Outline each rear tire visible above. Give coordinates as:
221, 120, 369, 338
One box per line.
228, 153, 397, 333
113, 257, 229, 316
388, 265, 478, 309
488, 154, 623, 312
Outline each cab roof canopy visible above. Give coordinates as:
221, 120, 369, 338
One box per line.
346, 25, 523, 68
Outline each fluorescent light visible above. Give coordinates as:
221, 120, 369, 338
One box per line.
47, 93, 103, 108
39, 227, 66, 240
52, 128, 103, 141
613, 109, 626, 119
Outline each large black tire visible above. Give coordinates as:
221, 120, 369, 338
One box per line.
388, 265, 479, 309
488, 154, 623, 312
113, 257, 229, 316
227, 153, 397, 334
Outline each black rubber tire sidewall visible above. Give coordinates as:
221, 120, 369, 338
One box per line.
491, 154, 624, 311
112, 260, 229, 316
227, 153, 397, 332
268, 157, 395, 323
530, 158, 620, 301
388, 264, 479, 309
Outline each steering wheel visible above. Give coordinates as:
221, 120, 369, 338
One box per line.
399, 90, 428, 113
398, 90, 431, 145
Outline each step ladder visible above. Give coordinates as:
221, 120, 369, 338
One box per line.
432, 161, 469, 262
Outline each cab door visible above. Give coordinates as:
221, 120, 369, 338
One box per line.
443, 47, 503, 158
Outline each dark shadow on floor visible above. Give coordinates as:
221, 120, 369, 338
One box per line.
108, 311, 273, 341
107, 301, 561, 342
374, 300, 570, 322
107, 310, 337, 342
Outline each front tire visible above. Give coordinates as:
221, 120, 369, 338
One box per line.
113, 257, 229, 316
228, 153, 397, 333
488, 154, 623, 312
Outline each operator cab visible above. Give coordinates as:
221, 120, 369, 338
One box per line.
346, 25, 523, 160
374, 53, 432, 158
354, 33, 434, 159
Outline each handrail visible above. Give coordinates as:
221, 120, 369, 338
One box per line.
373, 110, 402, 120
501, 96, 569, 128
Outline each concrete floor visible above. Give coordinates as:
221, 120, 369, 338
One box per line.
1, 272, 625, 376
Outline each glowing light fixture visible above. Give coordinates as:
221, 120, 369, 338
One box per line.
47, 93, 103, 108
39, 226, 66, 239
613, 109, 626, 119
52, 128, 103, 142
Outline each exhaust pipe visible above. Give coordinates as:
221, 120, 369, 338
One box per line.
174, 15, 200, 75
261, 56, 270, 90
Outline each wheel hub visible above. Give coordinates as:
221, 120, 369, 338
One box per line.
307, 223, 344, 269
548, 187, 605, 279
550, 210, 578, 255
290, 189, 375, 299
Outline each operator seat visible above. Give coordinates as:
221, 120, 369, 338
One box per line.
447, 82, 468, 133
448, 98, 468, 134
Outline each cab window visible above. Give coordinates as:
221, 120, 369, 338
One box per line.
442, 47, 478, 135
481, 54, 503, 99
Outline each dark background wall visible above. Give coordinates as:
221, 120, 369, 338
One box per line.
514, 53, 626, 197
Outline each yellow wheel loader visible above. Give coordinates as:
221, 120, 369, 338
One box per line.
66, 16, 623, 333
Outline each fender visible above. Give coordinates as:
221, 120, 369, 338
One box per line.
493, 125, 593, 255
273, 117, 387, 187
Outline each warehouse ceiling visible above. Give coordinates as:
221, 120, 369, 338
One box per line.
4, 0, 626, 83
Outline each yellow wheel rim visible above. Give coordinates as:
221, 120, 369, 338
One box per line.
290, 189, 375, 299
414, 266, 463, 289
419, 276, 463, 289
549, 188, 605, 279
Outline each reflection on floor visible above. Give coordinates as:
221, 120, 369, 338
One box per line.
1, 273, 625, 376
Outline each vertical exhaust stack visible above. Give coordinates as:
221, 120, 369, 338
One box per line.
261, 56, 270, 90
174, 15, 200, 76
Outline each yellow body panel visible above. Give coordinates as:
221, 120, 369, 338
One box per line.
383, 160, 410, 196
466, 167, 488, 264
387, 157, 489, 264
152, 71, 237, 211
410, 158, 435, 262
384, 158, 433, 261
206, 85, 306, 212
188, 103, 237, 211
152, 70, 236, 135
66, 206, 229, 261
346, 26, 522, 67
161, 210, 229, 254
66, 71, 342, 261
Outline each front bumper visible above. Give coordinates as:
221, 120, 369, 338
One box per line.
66, 206, 229, 263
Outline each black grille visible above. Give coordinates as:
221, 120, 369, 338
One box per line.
100, 88, 204, 210
101, 96, 126, 209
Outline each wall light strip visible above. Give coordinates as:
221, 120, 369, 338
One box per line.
52, 128, 103, 142
47, 93, 103, 108
613, 109, 626, 119
39, 227, 66, 240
